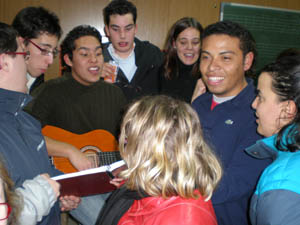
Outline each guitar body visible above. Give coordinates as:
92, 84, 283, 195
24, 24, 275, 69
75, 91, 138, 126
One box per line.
42, 125, 119, 173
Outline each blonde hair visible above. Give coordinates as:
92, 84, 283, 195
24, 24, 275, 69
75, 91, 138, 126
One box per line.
119, 95, 222, 200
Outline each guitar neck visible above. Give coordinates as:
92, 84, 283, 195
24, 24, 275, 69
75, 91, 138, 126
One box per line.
98, 151, 121, 166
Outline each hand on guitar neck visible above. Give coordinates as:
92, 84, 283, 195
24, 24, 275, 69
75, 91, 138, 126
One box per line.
45, 136, 94, 171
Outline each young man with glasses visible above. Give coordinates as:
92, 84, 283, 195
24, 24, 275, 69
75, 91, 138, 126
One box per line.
12, 6, 62, 94
0, 22, 80, 225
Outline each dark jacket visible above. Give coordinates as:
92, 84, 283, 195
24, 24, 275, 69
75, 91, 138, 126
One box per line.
246, 129, 300, 225
103, 38, 163, 102
192, 79, 271, 225
0, 88, 61, 225
29, 74, 44, 94
159, 57, 199, 103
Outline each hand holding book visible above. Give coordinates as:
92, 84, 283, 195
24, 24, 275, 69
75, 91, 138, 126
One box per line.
52, 160, 126, 197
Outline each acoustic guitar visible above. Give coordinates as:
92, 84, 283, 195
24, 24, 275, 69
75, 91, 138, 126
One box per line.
42, 125, 121, 173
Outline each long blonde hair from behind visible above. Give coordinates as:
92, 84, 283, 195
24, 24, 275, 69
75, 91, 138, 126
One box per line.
119, 95, 222, 200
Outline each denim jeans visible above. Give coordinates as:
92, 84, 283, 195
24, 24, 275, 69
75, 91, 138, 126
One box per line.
70, 192, 111, 225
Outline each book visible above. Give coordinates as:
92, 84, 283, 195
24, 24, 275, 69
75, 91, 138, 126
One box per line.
52, 160, 126, 197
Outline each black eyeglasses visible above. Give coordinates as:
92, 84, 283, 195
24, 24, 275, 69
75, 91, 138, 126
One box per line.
27, 39, 59, 58
0, 203, 11, 221
5, 51, 30, 60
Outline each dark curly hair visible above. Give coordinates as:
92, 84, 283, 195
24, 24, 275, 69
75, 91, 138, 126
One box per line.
202, 20, 257, 76
261, 53, 300, 152
12, 6, 62, 45
103, 0, 137, 25
276, 48, 300, 60
60, 25, 102, 73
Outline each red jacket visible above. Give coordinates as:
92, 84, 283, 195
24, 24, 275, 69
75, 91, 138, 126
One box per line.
118, 192, 218, 225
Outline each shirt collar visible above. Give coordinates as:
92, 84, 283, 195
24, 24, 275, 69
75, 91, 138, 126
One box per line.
107, 43, 135, 61
26, 73, 36, 93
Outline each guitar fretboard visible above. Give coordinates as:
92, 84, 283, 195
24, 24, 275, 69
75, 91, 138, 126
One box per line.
98, 151, 121, 166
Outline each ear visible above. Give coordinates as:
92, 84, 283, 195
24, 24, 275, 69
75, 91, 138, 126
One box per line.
243, 52, 254, 71
18, 36, 24, 43
18, 36, 26, 49
0, 54, 10, 72
63, 54, 73, 67
104, 25, 110, 37
282, 100, 297, 121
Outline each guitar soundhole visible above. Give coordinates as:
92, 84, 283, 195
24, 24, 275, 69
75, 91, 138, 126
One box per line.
80, 146, 101, 168
80, 145, 121, 167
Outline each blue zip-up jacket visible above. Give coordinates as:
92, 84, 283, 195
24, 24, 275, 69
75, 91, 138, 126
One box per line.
192, 79, 271, 225
0, 88, 61, 225
246, 130, 300, 225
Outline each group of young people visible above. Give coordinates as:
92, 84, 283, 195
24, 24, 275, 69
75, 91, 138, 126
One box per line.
0, 0, 299, 225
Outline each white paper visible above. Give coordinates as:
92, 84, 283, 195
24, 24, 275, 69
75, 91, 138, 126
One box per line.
52, 160, 125, 181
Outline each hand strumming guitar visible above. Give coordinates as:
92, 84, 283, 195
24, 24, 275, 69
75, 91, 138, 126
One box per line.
68, 146, 95, 171
45, 136, 94, 171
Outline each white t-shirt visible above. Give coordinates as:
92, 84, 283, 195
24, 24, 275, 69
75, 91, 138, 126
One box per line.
107, 44, 137, 82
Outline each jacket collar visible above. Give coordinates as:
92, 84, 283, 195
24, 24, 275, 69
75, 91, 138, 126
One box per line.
127, 190, 202, 216
198, 78, 256, 109
0, 88, 31, 114
246, 135, 278, 160
230, 78, 256, 107
245, 125, 295, 160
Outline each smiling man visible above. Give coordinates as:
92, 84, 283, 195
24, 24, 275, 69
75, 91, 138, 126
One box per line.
192, 21, 270, 225
26, 25, 126, 225
101, 0, 163, 101
12, 6, 62, 94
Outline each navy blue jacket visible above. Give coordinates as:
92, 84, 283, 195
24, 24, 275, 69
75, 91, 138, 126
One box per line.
192, 80, 271, 225
246, 130, 300, 225
0, 88, 61, 225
